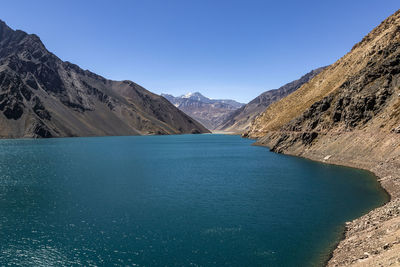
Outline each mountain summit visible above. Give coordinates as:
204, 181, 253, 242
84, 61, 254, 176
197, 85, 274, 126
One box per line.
0, 20, 209, 137
162, 92, 244, 130
180, 92, 210, 102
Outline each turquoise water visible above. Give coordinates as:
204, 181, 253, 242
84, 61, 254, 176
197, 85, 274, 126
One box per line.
0, 134, 387, 266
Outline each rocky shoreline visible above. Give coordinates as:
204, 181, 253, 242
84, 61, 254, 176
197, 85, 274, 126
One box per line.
325, 161, 400, 267
253, 133, 400, 267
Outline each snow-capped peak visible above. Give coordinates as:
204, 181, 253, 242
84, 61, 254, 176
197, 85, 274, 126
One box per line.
182, 92, 194, 98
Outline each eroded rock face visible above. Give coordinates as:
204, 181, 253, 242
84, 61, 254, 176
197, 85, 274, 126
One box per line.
280, 42, 400, 139
246, 10, 400, 141
392, 125, 400, 133
0, 20, 209, 138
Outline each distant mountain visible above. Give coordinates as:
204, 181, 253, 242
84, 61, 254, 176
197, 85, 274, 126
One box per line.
180, 92, 211, 103
216, 67, 327, 133
0, 19, 209, 137
161, 92, 244, 130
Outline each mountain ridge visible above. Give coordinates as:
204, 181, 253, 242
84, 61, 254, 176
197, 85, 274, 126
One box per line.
0, 19, 209, 138
217, 66, 327, 133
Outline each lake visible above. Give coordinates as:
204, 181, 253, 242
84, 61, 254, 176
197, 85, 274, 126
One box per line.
0, 134, 387, 266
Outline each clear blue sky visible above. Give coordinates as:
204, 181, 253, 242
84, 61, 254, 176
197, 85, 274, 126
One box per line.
0, 1, 398, 103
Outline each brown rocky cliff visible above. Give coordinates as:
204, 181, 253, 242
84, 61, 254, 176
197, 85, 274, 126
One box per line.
245, 10, 400, 139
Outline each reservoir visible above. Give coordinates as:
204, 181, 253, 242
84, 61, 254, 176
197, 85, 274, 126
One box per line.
0, 134, 387, 266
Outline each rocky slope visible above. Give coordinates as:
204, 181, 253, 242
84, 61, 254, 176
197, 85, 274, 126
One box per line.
216, 67, 326, 133
245, 10, 400, 266
162, 92, 244, 130
0, 20, 209, 138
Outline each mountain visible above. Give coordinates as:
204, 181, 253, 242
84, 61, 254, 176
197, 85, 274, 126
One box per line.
245, 10, 400, 266
180, 92, 211, 103
216, 67, 326, 133
0, 20, 209, 138
161, 92, 244, 130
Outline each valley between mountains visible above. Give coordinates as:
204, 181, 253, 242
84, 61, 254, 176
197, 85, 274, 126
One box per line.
1, 7, 400, 267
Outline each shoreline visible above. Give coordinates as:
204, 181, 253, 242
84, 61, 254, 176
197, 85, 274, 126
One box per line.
210, 130, 241, 135
253, 140, 400, 266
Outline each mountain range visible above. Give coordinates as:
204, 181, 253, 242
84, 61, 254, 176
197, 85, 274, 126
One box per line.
161, 92, 244, 130
216, 67, 327, 133
0, 20, 209, 138
1, 7, 400, 266
162, 68, 327, 133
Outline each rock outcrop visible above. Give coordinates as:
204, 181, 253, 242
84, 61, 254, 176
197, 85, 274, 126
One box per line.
245, 9, 400, 266
162, 92, 244, 130
216, 67, 326, 133
0, 20, 209, 138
